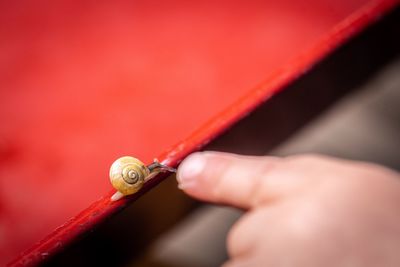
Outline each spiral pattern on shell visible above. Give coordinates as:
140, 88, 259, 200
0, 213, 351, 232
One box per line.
109, 156, 150, 196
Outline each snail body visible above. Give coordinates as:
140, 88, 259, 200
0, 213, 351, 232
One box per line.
109, 156, 176, 201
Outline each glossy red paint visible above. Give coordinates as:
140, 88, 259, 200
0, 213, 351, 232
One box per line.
1, 0, 397, 265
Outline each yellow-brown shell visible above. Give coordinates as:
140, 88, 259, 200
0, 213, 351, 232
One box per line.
109, 156, 149, 196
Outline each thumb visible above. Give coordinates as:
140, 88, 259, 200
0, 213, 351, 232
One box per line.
176, 151, 279, 209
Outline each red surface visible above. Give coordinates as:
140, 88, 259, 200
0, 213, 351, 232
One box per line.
0, 0, 397, 265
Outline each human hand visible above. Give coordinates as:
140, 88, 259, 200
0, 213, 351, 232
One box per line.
176, 152, 400, 267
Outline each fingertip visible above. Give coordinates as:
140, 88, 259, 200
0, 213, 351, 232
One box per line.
177, 152, 207, 191
176, 151, 278, 207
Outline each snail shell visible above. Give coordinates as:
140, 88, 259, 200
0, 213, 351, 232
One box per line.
109, 156, 150, 196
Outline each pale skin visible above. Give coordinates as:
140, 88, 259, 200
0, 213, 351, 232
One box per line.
176, 152, 400, 267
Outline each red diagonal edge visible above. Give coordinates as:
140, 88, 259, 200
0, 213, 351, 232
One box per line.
9, 0, 398, 266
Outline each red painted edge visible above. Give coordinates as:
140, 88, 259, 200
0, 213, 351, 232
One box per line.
9, 0, 398, 266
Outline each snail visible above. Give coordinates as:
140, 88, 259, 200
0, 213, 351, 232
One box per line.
109, 156, 176, 201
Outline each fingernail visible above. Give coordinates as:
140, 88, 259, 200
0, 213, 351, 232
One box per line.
177, 152, 206, 189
